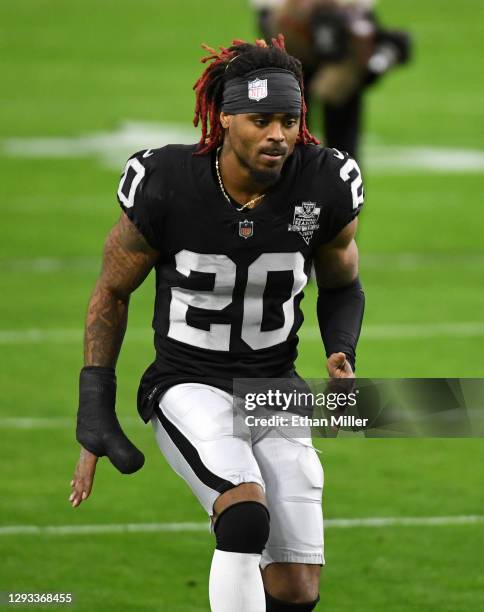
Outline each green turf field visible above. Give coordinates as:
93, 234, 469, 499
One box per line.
1, 1, 484, 610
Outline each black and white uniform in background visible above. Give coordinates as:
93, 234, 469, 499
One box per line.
251, 0, 411, 161
117, 143, 364, 568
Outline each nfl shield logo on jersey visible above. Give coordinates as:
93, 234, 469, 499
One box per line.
248, 78, 268, 102
239, 220, 254, 239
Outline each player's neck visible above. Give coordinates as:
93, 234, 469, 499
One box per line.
217, 147, 269, 207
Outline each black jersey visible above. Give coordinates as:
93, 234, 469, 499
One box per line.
116, 143, 364, 422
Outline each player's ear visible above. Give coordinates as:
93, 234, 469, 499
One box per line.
219, 112, 231, 129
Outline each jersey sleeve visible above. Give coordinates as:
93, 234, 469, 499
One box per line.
317, 148, 365, 245
116, 150, 165, 250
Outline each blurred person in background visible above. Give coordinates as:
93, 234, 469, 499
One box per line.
251, 0, 412, 160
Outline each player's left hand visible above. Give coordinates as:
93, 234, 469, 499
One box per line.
326, 352, 354, 378
69, 446, 98, 508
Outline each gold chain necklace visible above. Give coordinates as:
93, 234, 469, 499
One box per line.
215, 147, 265, 212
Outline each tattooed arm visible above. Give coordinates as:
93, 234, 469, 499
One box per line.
69, 213, 159, 508
84, 212, 159, 367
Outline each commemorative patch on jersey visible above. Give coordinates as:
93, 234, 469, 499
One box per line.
288, 201, 321, 245
248, 78, 268, 102
239, 219, 254, 239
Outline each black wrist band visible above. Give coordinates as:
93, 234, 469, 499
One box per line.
317, 277, 365, 372
77, 366, 116, 456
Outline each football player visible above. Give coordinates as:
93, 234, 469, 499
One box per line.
70, 36, 365, 611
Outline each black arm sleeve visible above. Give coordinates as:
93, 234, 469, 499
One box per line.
317, 277, 365, 372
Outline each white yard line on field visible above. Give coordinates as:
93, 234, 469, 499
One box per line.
2, 253, 484, 273
1, 515, 483, 537
0, 256, 99, 273
301, 321, 484, 341
3, 121, 484, 173
0, 416, 140, 429
0, 523, 210, 536
1, 321, 484, 345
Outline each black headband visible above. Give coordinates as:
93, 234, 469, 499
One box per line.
221, 68, 302, 115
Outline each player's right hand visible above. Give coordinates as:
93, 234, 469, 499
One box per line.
69, 446, 98, 508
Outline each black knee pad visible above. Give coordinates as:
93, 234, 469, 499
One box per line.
214, 501, 270, 554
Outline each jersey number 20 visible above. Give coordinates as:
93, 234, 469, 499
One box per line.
168, 250, 307, 351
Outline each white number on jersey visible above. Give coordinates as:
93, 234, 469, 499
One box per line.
167, 250, 308, 351
117, 158, 146, 209
242, 252, 306, 350
168, 251, 236, 351
332, 148, 364, 209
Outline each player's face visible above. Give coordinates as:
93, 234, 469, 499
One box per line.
221, 112, 300, 186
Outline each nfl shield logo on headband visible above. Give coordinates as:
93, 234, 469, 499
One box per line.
248, 78, 268, 102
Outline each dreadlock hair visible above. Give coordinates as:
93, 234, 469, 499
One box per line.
193, 35, 319, 155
